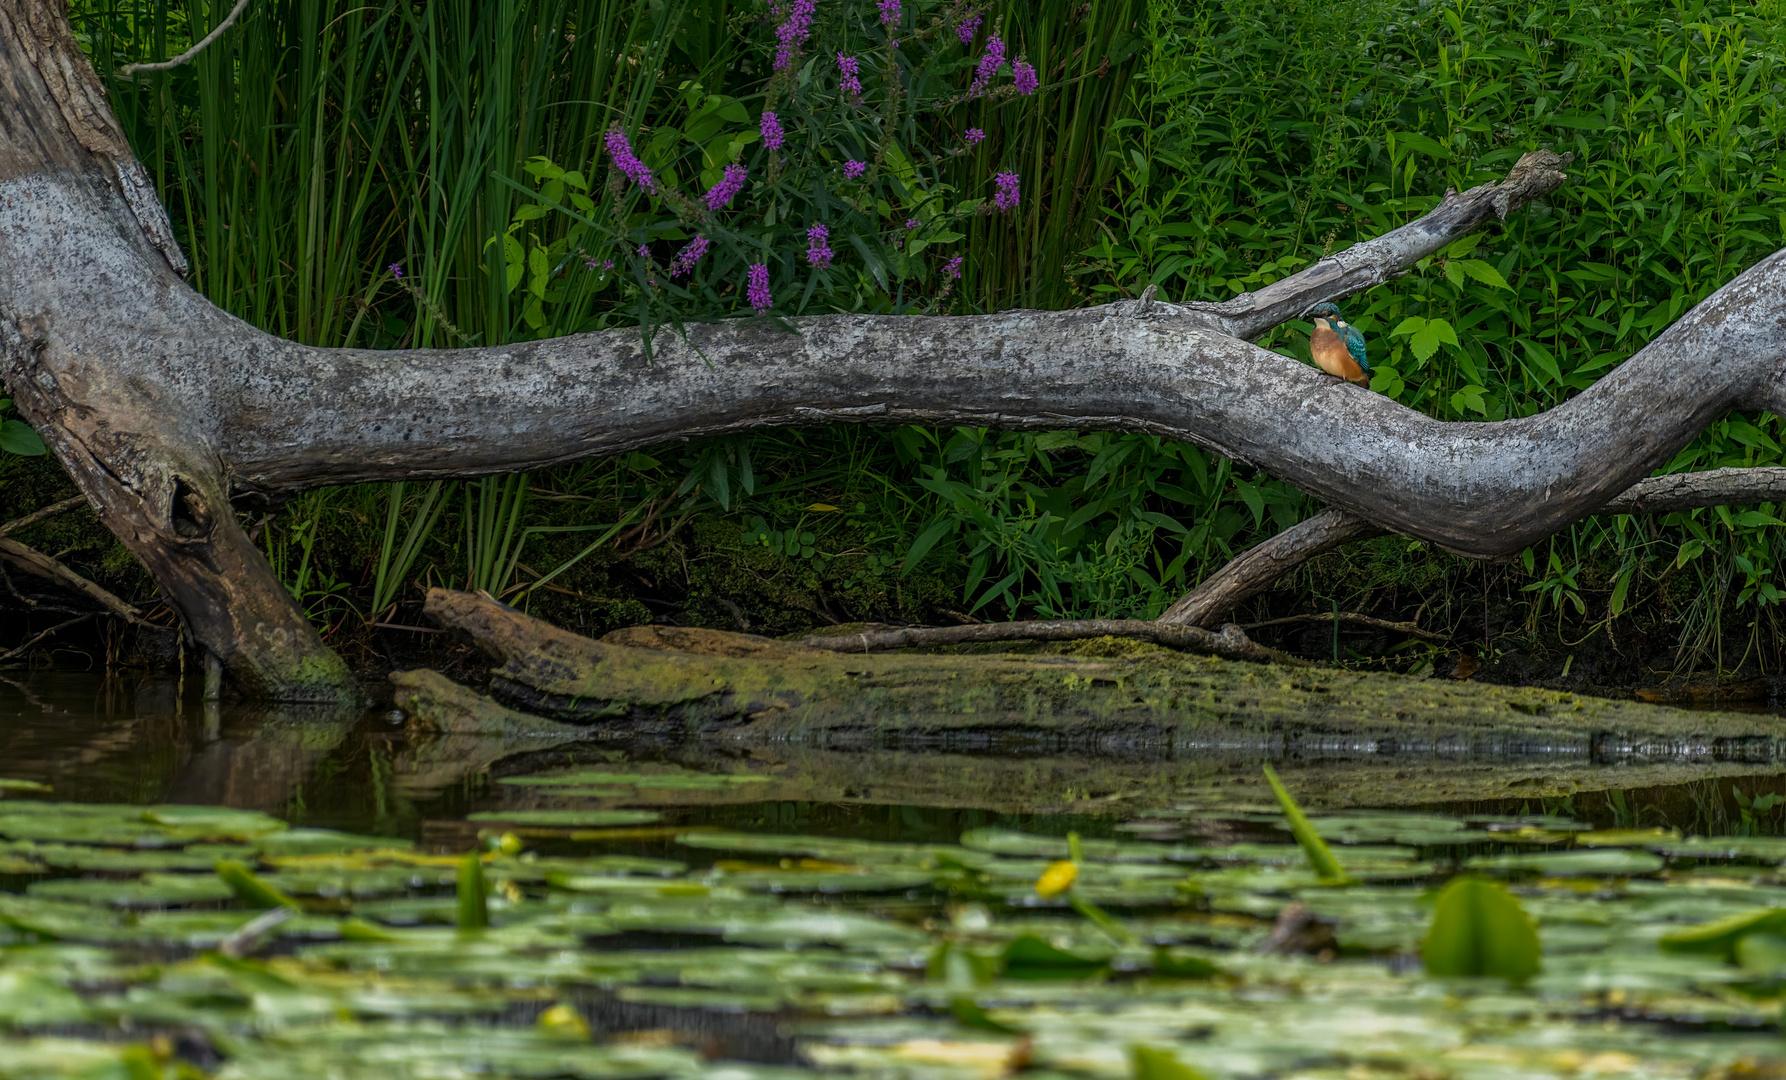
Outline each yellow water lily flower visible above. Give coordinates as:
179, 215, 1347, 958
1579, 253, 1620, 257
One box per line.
1035, 860, 1078, 898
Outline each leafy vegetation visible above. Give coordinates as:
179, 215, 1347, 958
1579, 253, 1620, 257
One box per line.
4, 772, 1786, 1075
2, 0, 1783, 682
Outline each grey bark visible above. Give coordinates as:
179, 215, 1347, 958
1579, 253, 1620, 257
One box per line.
2, 0, 1785, 698
792, 619, 1282, 661
1160, 464, 1786, 630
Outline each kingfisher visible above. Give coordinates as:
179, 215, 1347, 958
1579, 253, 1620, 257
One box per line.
1308, 302, 1370, 386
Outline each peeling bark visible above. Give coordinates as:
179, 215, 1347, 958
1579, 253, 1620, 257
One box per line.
3, 0, 1786, 698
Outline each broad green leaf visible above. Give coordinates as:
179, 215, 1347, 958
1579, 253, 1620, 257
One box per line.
1261, 765, 1349, 884
1421, 876, 1541, 980
1130, 1044, 1211, 1080
1000, 932, 1108, 979
215, 859, 302, 911
1659, 906, 1786, 960
1455, 258, 1512, 290
0, 419, 47, 456
457, 852, 488, 931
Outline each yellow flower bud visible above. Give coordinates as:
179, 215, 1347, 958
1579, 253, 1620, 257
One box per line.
1035, 859, 1078, 898
537, 1002, 590, 1039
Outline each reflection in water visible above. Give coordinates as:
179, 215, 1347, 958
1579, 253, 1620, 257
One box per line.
7, 671, 1786, 844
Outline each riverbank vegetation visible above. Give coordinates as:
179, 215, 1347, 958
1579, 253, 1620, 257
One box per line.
4, 0, 1785, 693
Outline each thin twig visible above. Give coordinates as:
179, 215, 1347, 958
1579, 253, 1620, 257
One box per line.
0, 495, 87, 541
794, 619, 1292, 664
1243, 611, 1446, 642
116, 0, 252, 76
0, 613, 92, 663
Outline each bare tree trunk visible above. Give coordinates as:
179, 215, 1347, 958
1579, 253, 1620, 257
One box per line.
4, 0, 1786, 698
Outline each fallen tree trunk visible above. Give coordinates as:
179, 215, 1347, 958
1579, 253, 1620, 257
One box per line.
6, 0, 1786, 699
409, 587, 1786, 756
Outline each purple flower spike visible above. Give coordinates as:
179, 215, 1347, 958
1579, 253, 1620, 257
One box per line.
943, 255, 964, 279
970, 36, 1006, 96
837, 53, 863, 104
993, 171, 1020, 211
843, 160, 868, 179
746, 263, 773, 311
878, 0, 900, 26
1013, 60, 1039, 95
760, 111, 785, 151
956, 13, 981, 44
637, 243, 651, 257
806, 224, 833, 269
669, 236, 711, 277
965, 128, 985, 146
773, 0, 816, 72
904, 217, 919, 229
603, 259, 615, 270
605, 129, 656, 193
388, 263, 404, 279
703, 164, 748, 210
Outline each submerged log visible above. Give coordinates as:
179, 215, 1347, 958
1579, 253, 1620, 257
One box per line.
410, 588, 1786, 756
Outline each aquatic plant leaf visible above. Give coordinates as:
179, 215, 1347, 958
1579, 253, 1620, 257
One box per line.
999, 932, 1109, 979
257, 828, 415, 856
1464, 849, 1666, 876
1575, 828, 1682, 847
1261, 766, 1350, 885
29, 873, 236, 908
950, 995, 1022, 1033
457, 852, 488, 931
1421, 875, 1541, 980
1735, 931, 1786, 974
145, 805, 289, 839
679, 830, 986, 867
216, 859, 302, 910
960, 828, 1204, 863
1130, 1044, 1211, 1080
0, 779, 51, 792
1303, 814, 1472, 846
464, 810, 660, 826
500, 769, 772, 789
1152, 947, 1223, 979
1658, 906, 1786, 959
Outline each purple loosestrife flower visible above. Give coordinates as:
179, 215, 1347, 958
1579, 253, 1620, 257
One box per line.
605, 130, 655, 193
773, 0, 816, 72
806, 224, 833, 269
760, 111, 785, 151
965, 128, 985, 146
837, 53, 863, 105
943, 255, 965, 279
843, 160, 867, 179
878, 0, 900, 25
956, 13, 981, 44
904, 217, 918, 229
703, 164, 748, 210
970, 36, 1006, 96
637, 243, 651, 257
1013, 60, 1039, 95
388, 263, 404, 278
669, 236, 711, 277
993, 171, 1020, 211
746, 263, 772, 311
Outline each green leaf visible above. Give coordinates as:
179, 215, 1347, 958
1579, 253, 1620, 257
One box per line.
215, 859, 302, 911
999, 932, 1108, 979
1659, 906, 1786, 961
1421, 875, 1541, 980
1455, 259, 1512, 290
900, 518, 955, 576
1130, 1045, 1211, 1080
1152, 947, 1222, 979
1389, 316, 1428, 338
457, 851, 488, 931
0, 419, 47, 456
1519, 339, 1563, 386
1261, 765, 1350, 884
950, 996, 1022, 1032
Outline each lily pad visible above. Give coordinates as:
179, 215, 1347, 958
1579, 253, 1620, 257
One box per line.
1464, 848, 1667, 876
464, 810, 661, 827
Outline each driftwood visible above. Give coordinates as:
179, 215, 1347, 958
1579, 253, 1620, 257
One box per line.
6, 0, 1786, 698
408, 587, 1786, 755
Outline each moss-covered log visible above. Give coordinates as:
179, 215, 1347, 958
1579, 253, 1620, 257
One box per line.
411, 589, 1786, 758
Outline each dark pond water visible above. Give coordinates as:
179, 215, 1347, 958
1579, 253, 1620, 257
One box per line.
8, 670, 1786, 1078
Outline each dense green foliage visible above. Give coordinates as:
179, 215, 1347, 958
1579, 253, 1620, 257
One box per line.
5, 0, 1786, 679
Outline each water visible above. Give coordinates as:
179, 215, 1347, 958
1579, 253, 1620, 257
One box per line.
9, 670, 1786, 1078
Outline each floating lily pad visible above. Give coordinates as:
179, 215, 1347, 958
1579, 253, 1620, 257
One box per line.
500, 769, 773, 789
1464, 849, 1668, 877
464, 810, 661, 827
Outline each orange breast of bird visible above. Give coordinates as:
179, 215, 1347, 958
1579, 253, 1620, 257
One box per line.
1310, 324, 1367, 385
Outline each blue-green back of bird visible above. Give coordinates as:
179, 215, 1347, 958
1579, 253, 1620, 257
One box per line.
1343, 324, 1369, 373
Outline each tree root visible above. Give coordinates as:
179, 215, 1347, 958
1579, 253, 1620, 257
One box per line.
0, 538, 142, 625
